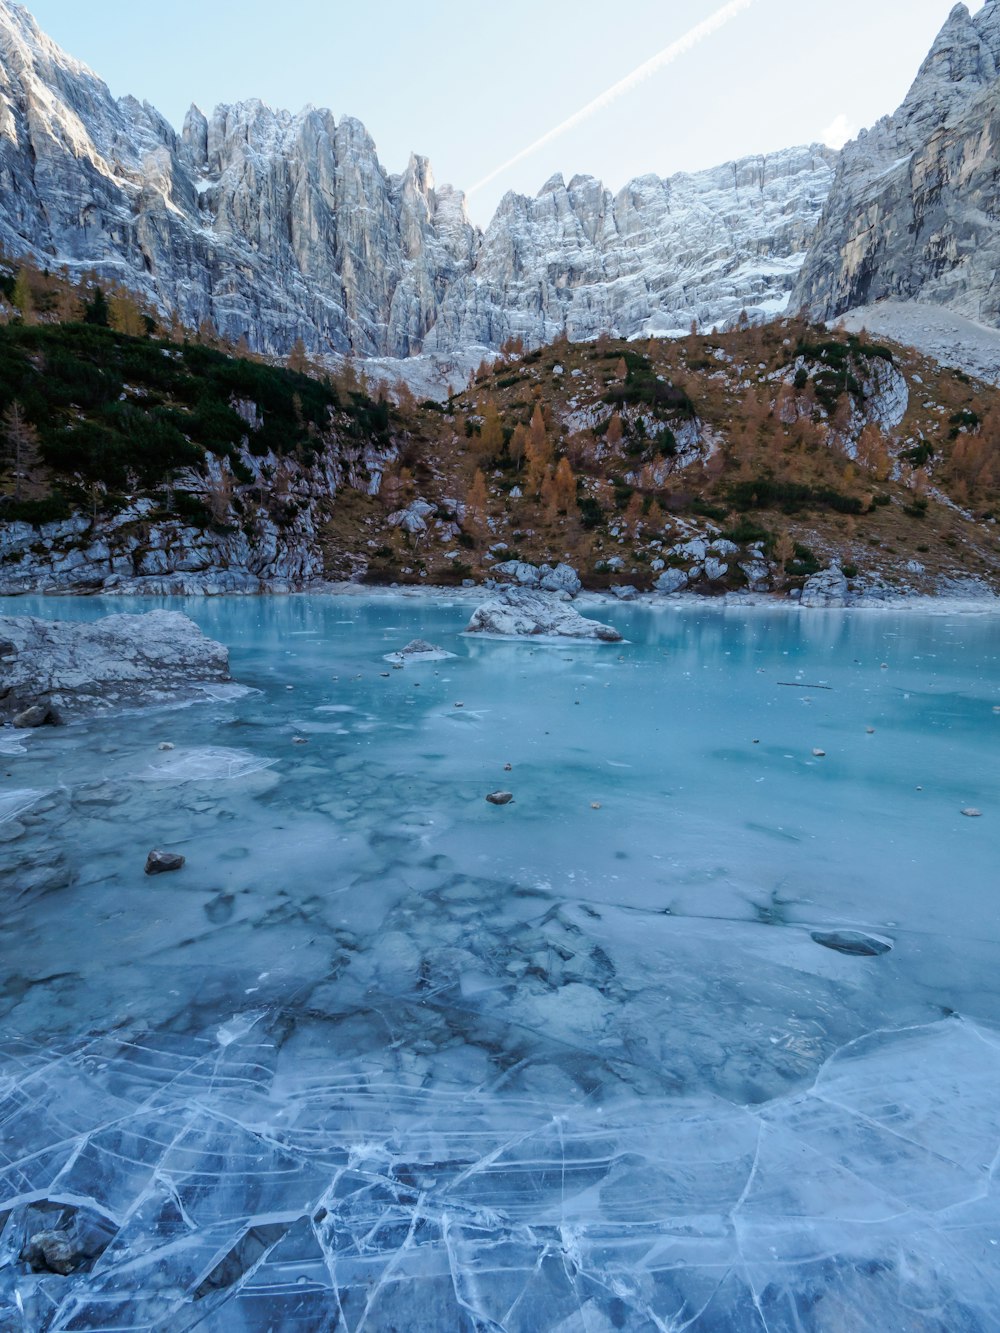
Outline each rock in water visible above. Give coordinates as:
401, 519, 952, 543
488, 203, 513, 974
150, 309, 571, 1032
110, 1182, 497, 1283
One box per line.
145, 850, 186, 876
466, 589, 622, 642
0, 611, 231, 724
384, 639, 455, 664
12, 704, 52, 729
486, 792, 514, 806
811, 930, 893, 957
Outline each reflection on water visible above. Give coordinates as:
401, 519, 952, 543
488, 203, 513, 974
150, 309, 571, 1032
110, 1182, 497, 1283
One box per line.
1, 594, 998, 1329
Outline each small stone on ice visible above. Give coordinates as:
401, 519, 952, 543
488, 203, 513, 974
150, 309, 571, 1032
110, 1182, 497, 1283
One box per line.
504, 763, 512, 771
812, 748, 826, 757
145, 849, 185, 875
455, 702, 464, 708
591, 802, 602, 810
866, 727, 876, 734
292, 736, 308, 745
962, 808, 983, 818
158, 742, 175, 751
486, 791, 514, 806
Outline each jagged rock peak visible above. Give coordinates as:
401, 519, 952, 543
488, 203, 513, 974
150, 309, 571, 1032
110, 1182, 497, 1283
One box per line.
793, 0, 1000, 325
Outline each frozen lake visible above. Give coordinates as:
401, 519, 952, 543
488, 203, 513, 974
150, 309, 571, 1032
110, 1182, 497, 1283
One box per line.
1, 593, 999, 1330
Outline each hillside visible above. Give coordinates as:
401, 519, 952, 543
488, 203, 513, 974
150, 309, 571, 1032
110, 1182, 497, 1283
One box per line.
1, 282, 998, 600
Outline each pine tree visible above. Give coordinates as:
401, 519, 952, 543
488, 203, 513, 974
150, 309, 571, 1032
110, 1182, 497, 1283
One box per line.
84, 288, 110, 327
2, 401, 41, 501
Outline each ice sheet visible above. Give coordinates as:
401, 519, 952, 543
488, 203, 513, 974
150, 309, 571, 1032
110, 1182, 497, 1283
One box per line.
0, 594, 997, 1328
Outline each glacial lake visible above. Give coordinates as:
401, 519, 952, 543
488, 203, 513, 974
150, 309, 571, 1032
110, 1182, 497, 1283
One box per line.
1, 593, 999, 1330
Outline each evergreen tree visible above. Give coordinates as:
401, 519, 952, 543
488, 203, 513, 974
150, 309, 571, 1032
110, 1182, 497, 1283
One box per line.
84, 287, 110, 327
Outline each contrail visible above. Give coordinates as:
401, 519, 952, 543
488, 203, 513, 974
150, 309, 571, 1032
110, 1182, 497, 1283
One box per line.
467, 0, 757, 197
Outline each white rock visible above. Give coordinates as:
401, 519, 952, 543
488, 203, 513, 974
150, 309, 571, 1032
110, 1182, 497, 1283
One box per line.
465, 589, 622, 642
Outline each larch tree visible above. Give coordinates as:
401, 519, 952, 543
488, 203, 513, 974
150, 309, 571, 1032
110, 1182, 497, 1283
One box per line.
508, 422, 529, 471
552, 457, 577, 516
606, 413, 624, 448
524, 405, 553, 497
12, 267, 34, 324
2, 401, 41, 501
464, 468, 490, 538
287, 338, 311, 374
477, 400, 504, 464
109, 287, 148, 338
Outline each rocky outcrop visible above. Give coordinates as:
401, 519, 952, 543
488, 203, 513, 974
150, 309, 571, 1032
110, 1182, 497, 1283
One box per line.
0, 1, 835, 362
800, 565, 850, 609
465, 589, 622, 641
794, 0, 1000, 326
0, 425, 396, 594
0, 611, 231, 722
490, 561, 582, 596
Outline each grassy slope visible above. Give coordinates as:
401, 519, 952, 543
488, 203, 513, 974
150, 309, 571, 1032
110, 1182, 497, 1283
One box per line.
1, 316, 998, 594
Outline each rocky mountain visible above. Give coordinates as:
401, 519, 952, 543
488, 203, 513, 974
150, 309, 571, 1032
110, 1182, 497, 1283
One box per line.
794, 0, 1000, 325
0, 0, 834, 366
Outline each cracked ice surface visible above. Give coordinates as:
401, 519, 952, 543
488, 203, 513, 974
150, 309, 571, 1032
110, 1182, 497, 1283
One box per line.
0, 595, 998, 1329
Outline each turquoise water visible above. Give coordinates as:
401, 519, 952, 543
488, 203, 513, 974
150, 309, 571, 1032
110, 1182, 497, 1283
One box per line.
1, 594, 999, 1329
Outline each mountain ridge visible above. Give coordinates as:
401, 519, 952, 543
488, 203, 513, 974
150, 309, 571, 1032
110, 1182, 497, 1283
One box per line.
0, 0, 835, 364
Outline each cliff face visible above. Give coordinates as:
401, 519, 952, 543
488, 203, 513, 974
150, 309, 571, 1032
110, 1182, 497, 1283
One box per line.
424, 148, 837, 350
0, 1, 835, 358
793, 0, 1000, 324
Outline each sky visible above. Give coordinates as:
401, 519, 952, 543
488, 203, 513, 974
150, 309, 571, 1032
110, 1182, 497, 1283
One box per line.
23, 0, 978, 225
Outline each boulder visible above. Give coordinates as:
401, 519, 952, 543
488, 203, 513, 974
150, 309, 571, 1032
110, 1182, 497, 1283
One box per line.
800, 565, 849, 608
13, 704, 53, 729
486, 791, 514, 806
0, 611, 232, 724
465, 589, 622, 642
655, 569, 688, 595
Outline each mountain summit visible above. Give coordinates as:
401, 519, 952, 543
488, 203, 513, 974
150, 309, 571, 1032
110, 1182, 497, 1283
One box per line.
793, 0, 1000, 324
0, 0, 833, 359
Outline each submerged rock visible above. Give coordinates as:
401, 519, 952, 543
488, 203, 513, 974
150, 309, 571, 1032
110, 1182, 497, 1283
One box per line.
811, 930, 893, 957
0, 611, 231, 724
22, 1230, 82, 1276
466, 589, 622, 642
486, 791, 514, 806
145, 849, 186, 875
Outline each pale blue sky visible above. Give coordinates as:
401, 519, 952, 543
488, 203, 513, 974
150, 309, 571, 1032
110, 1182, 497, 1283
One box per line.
24, 0, 973, 224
